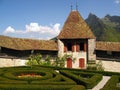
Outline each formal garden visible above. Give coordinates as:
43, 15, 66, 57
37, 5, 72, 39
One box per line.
0, 54, 120, 90
0, 65, 120, 90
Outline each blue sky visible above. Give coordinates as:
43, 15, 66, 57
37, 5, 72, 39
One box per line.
0, 0, 120, 39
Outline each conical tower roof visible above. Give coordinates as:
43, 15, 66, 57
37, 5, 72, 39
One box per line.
58, 10, 95, 39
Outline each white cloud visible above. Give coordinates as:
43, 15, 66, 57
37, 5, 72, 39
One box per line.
115, 0, 120, 4
3, 22, 61, 39
4, 26, 15, 34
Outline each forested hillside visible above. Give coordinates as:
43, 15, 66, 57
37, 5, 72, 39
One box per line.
85, 13, 120, 42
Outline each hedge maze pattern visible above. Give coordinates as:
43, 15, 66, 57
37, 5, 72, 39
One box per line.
0, 66, 120, 90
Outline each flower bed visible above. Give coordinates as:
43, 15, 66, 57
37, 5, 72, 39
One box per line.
17, 73, 42, 78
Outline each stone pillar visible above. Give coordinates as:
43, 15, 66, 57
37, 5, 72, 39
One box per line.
57, 39, 64, 57
88, 39, 96, 61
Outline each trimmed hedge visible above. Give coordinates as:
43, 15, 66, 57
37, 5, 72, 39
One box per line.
0, 84, 76, 90
32, 74, 76, 85
3, 70, 53, 81
70, 85, 85, 90
0, 67, 77, 88
60, 70, 102, 89
101, 75, 120, 90
1, 65, 120, 89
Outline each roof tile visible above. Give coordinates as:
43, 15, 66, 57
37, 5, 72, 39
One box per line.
58, 11, 95, 39
0, 35, 58, 51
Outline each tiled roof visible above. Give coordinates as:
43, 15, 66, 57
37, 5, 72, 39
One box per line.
58, 10, 95, 39
96, 41, 120, 52
0, 35, 58, 51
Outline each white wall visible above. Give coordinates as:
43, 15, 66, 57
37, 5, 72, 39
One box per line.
64, 52, 87, 69
97, 60, 120, 72
0, 58, 27, 67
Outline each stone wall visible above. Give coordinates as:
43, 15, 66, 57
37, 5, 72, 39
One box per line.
0, 58, 27, 67
88, 39, 96, 60
58, 39, 64, 57
97, 60, 120, 72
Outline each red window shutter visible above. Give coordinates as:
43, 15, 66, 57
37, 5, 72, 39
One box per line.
72, 44, 75, 52
84, 43, 86, 52
64, 45, 67, 52
76, 44, 80, 52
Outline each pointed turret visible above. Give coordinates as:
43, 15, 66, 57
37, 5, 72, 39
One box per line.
58, 10, 95, 39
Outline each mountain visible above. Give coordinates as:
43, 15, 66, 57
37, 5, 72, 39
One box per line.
85, 13, 120, 42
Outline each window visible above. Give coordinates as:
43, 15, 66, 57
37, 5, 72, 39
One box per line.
80, 43, 84, 51
67, 43, 72, 51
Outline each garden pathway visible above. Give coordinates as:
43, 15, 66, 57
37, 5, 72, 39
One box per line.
91, 76, 110, 90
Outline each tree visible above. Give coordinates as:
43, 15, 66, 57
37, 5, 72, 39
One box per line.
96, 61, 104, 71
34, 54, 42, 65
27, 54, 35, 68
26, 54, 42, 68
41, 55, 51, 66
45, 55, 51, 65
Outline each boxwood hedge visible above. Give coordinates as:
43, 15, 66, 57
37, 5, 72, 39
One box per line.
101, 75, 120, 90
60, 70, 102, 89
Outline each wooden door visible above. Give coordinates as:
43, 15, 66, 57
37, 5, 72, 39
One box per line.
67, 58, 72, 68
79, 58, 85, 68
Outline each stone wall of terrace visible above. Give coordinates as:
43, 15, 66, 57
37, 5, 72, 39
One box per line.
97, 60, 120, 72
0, 58, 27, 67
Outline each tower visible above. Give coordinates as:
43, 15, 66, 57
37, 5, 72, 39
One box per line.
57, 10, 96, 69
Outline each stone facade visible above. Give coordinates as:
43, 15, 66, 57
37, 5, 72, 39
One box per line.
88, 39, 96, 61
58, 39, 64, 57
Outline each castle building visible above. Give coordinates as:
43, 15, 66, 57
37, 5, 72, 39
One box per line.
0, 10, 120, 71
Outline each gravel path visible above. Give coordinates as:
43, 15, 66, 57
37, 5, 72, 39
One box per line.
91, 76, 110, 90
